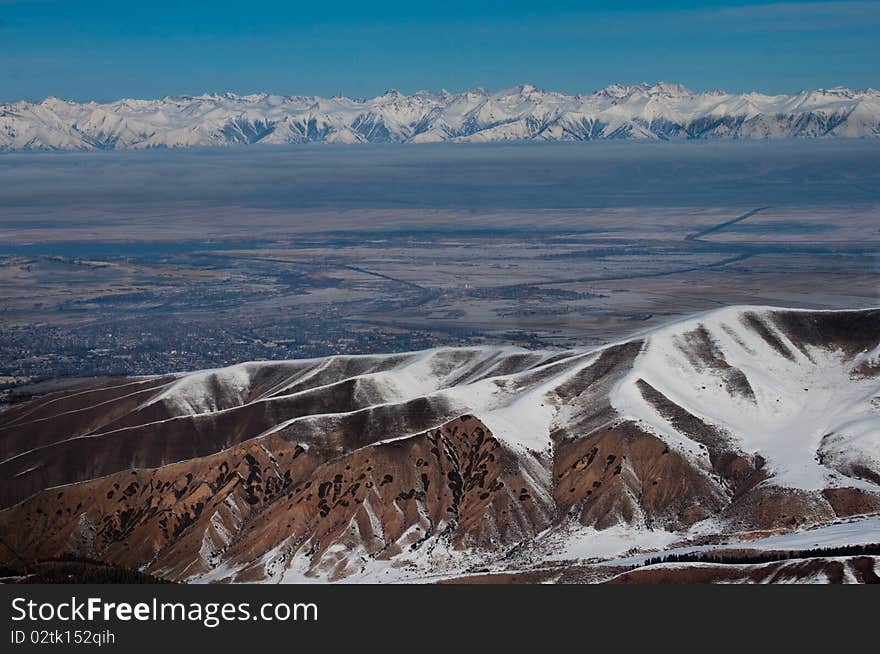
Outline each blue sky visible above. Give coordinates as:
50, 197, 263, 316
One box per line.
1, 1, 878, 101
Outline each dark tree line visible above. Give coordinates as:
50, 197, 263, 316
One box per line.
640, 543, 880, 568
1, 554, 171, 584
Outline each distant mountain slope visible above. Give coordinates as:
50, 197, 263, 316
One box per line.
2, 83, 879, 150
0, 306, 878, 583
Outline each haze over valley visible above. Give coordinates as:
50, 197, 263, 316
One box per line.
1, 141, 878, 393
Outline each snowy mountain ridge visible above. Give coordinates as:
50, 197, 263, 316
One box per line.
1, 306, 878, 583
3, 82, 879, 150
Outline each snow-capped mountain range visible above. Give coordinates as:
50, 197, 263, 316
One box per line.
2, 82, 879, 150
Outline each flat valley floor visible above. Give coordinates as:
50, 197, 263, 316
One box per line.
1, 141, 878, 393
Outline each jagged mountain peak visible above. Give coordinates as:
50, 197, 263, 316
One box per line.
500, 82, 542, 95
596, 81, 693, 99
1, 83, 878, 150
645, 81, 693, 96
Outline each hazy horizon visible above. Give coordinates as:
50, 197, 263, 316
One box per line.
2, 141, 878, 212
